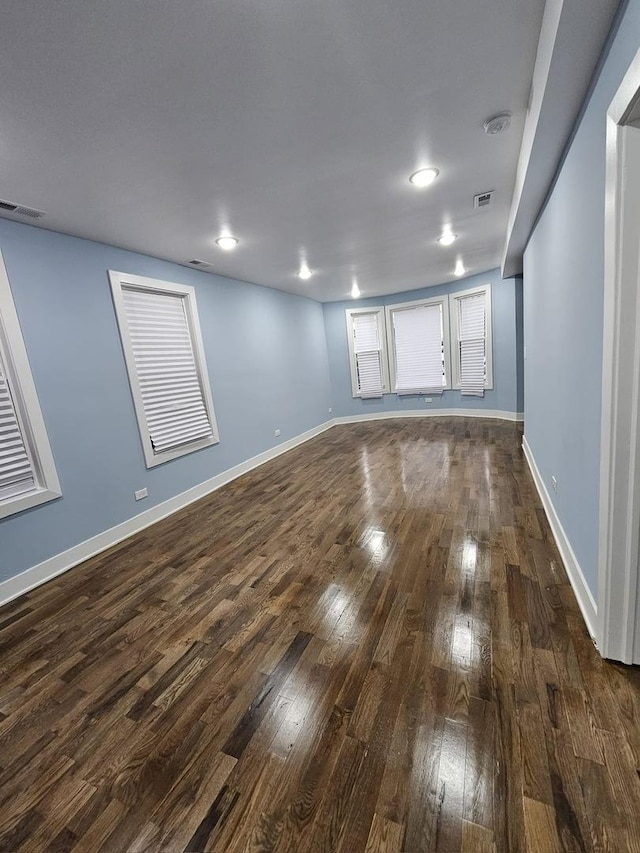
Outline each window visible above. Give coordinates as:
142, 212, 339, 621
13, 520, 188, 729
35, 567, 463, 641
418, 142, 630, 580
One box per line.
345, 308, 389, 398
0, 251, 61, 519
386, 296, 451, 394
110, 271, 219, 468
450, 285, 493, 395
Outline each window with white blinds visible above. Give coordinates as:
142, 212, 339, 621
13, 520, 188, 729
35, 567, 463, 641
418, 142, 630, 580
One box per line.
346, 309, 388, 397
387, 298, 450, 394
450, 286, 493, 395
110, 272, 219, 468
0, 250, 61, 520
0, 360, 35, 501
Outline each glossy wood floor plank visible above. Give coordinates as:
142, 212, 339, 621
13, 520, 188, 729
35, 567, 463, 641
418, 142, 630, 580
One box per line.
1, 417, 640, 852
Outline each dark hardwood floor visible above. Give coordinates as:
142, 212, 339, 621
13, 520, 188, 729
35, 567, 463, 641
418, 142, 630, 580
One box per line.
1, 417, 640, 852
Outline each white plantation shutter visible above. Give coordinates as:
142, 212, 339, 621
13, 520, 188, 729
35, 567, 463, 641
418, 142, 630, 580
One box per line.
0, 249, 60, 520
392, 304, 445, 393
122, 287, 213, 454
0, 358, 36, 500
458, 292, 486, 396
352, 312, 384, 397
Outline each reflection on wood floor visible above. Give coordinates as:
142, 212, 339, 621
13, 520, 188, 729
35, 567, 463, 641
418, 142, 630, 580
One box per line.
1, 418, 640, 852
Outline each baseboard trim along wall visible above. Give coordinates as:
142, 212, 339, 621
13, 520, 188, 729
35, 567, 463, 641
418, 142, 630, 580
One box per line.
0, 408, 522, 609
334, 408, 524, 425
522, 435, 598, 640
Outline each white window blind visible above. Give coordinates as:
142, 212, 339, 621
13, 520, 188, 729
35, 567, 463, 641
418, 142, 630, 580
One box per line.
352, 312, 384, 397
458, 292, 486, 396
0, 358, 36, 501
122, 287, 213, 454
391, 304, 445, 393
0, 250, 60, 520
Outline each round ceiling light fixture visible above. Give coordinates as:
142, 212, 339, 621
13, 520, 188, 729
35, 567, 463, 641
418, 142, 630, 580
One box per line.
437, 230, 457, 247
298, 262, 312, 280
483, 112, 512, 135
215, 235, 239, 250
409, 167, 439, 188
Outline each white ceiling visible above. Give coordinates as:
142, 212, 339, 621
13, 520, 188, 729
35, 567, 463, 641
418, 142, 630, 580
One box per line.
0, 0, 546, 301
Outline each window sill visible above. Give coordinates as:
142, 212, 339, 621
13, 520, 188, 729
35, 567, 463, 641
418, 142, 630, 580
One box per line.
0, 486, 62, 521
143, 433, 220, 468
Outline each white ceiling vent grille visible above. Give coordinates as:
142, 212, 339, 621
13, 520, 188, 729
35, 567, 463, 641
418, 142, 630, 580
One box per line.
473, 191, 494, 210
187, 259, 211, 268
0, 200, 46, 219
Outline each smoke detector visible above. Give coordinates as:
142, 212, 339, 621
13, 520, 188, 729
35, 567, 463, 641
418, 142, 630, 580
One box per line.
0, 199, 45, 219
474, 191, 495, 209
483, 113, 511, 135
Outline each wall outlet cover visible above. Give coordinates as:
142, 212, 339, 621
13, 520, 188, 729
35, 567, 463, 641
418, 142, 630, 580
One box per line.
134, 488, 148, 501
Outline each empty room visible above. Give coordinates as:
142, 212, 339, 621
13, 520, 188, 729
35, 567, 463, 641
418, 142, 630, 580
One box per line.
2, 1, 640, 851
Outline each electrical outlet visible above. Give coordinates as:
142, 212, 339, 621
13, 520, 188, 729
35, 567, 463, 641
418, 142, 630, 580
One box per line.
135, 488, 148, 501
551, 475, 558, 494
424, 397, 433, 403
328, 407, 333, 413
274, 428, 281, 437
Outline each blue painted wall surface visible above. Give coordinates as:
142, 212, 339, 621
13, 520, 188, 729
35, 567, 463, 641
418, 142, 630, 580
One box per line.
0, 217, 331, 582
323, 271, 523, 418
523, 0, 640, 598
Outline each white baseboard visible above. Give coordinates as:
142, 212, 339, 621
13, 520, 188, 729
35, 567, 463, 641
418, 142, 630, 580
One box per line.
0, 410, 524, 609
522, 435, 598, 639
0, 420, 333, 609
333, 408, 524, 424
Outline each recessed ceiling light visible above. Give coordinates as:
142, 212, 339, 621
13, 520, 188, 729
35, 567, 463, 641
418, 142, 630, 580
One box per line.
409, 167, 439, 188
483, 112, 511, 135
215, 235, 239, 250
454, 259, 466, 277
437, 230, 457, 246
351, 280, 361, 299
298, 262, 312, 280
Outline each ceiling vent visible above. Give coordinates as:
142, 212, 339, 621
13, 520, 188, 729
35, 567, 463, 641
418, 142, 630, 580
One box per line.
187, 259, 211, 268
0, 199, 46, 219
474, 191, 494, 210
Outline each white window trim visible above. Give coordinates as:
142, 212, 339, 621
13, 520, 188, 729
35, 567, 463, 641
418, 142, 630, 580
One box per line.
110, 270, 219, 468
0, 250, 61, 519
449, 284, 493, 390
385, 294, 452, 394
345, 307, 390, 398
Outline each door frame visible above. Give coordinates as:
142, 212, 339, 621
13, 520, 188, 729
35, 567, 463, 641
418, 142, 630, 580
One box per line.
598, 48, 640, 662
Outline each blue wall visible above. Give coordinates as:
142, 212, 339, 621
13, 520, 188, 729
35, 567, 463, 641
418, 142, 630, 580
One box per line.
0, 217, 331, 582
323, 270, 523, 418
523, 0, 640, 598
0, 218, 526, 587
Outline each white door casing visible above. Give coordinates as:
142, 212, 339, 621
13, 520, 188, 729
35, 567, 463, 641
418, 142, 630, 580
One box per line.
599, 48, 640, 663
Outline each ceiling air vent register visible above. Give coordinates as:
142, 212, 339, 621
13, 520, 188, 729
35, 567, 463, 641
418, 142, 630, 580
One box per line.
474, 191, 494, 209
0, 200, 45, 219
